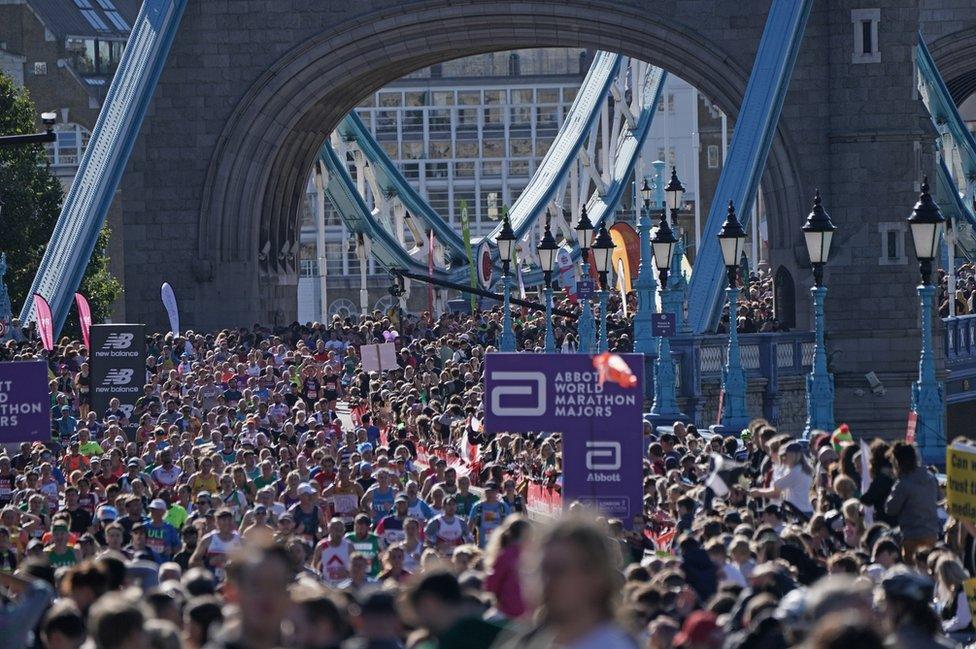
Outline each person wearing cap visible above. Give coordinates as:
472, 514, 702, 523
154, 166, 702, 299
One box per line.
45, 519, 80, 568
375, 494, 411, 547
145, 498, 180, 562
673, 610, 723, 649
55, 406, 78, 441
290, 482, 324, 544
749, 440, 814, 515
345, 513, 383, 577
189, 508, 241, 581
468, 482, 509, 549
881, 568, 955, 649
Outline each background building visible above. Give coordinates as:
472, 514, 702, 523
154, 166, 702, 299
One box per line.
296, 49, 741, 323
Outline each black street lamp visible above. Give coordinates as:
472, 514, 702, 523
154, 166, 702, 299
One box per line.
537, 212, 559, 353
801, 189, 836, 287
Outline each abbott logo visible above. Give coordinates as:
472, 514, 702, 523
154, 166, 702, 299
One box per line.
585, 441, 621, 471
102, 333, 134, 350
103, 369, 134, 386
489, 371, 546, 417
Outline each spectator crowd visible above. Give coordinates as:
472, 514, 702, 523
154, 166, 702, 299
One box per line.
0, 305, 964, 649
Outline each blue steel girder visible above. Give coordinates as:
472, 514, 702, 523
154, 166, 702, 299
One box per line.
523, 63, 667, 285
20, 0, 188, 335
318, 143, 454, 281
336, 112, 468, 262
686, 0, 813, 334
915, 34, 976, 259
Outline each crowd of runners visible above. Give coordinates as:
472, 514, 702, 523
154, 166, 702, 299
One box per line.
0, 306, 966, 649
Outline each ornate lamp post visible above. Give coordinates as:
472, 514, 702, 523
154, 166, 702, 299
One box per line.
802, 190, 837, 438
662, 167, 687, 329
715, 201, 750, 433
592, 222, 616, 352
650, 211, 685, 419
495, 213, 517, 352
907, 177, 946, 465
633, 178, 659, 356
537, 211, 559, 353
574, 206, 596, 353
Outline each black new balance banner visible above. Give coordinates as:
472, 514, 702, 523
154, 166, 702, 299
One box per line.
90, 324, 145, 421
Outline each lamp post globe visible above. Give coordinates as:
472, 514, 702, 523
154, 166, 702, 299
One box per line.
907, 176, 945, 286
574, 206, 597, 353
641, 177, 653, 207
592, 222, 615, 352
801, 189, 836, 287
907, 177, 946, 466
495, 214, 517, 352
652, 212, 677, 288
714, 201, 750, 434
801, 189, 837, 438
664, 166, 685, 218
537, 211, 559, 353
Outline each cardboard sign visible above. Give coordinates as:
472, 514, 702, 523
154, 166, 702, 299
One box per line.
947, 440, 976, 525
361, 343, 399, 373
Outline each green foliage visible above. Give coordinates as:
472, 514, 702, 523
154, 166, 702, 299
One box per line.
0, 71, 120, 331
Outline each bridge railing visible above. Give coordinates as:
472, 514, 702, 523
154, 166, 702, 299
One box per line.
659, 330, 815, 425
944, 313, 976, 365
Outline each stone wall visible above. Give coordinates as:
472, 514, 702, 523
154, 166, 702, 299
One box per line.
110, 0, 976, 437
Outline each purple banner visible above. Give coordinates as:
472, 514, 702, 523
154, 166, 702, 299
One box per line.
0, 361, 51, 443
484, 353, 644, 524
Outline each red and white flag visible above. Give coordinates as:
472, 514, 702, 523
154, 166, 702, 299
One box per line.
34, 294, 54, 352
592, 352, 637, 389
74, 293, 92, 350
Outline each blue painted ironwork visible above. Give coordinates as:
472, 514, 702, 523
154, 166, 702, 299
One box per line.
337, 112, 467, 260
654, 330, 813, 424
915, 35, 976, 261
687, 0, 814, 333
21, 0, 189, 334
914, 284, 946, 465
720, 286, 750, 432
328, 58, 666, 289
500, 272, 516, 352
318, 145, 453, 280
803, 286, 835, 437
633, 200, 659, 355
597, 289, 609, 353
543, 285, 555, 353
578, 266, 596, 354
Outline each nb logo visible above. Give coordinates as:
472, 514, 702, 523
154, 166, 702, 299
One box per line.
103, 369, 134, 386
102, 333, 134, 350
488, 371, 546, 417
585, 441, 621, 471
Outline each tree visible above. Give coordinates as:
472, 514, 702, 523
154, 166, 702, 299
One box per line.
0, 71, 120, 333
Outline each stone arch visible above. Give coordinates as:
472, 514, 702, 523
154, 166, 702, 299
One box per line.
928, 27, 976, 105
195, 0, 807, 318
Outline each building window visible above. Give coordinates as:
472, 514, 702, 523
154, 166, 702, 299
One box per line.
707, 145, 720, 169
299, 258, 318, 278
878, 222, 906, 265
851, 9, 881, 64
